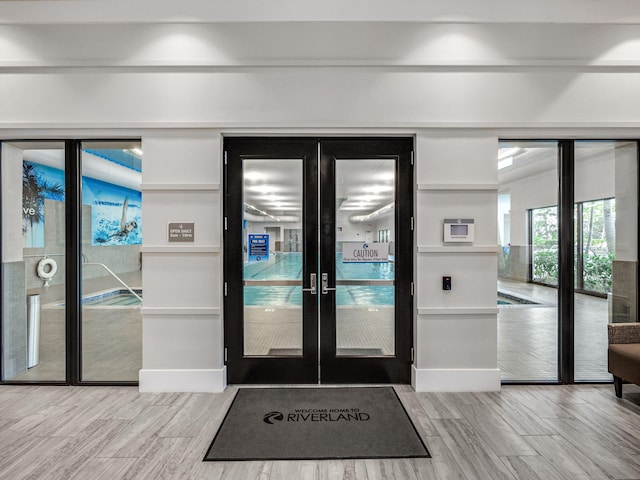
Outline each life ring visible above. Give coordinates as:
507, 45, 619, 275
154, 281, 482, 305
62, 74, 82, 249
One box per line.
37, 257, 57, 285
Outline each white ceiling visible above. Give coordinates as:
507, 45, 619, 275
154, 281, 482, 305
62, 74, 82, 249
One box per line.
243, 158, 395, 221
3, 0, 640, 24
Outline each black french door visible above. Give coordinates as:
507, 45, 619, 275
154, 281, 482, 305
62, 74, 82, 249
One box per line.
224, 137, 413, 384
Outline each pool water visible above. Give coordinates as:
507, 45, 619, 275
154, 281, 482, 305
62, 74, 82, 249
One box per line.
244, 252, 394, 306
82, 289, 142, 306
497, 292, 539, 306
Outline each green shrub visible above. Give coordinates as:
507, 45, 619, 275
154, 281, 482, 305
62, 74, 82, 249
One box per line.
582, 252, 613, 293
533, 249, 558, 285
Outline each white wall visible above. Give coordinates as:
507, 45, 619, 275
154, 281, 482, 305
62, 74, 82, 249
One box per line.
2, 8, 640, 392
1, 145, 24, 262
337, 210, 370, 243
4, 71, 640, 128
139, 135, 225, 392
414, 134, 499, 391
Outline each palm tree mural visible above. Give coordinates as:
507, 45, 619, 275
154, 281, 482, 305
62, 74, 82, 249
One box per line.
22, 162, 64, 246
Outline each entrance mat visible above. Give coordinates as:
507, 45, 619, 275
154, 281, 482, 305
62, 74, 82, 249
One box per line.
204, 387, 430, 461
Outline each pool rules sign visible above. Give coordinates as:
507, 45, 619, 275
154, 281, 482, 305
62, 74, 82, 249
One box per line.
248, 234, 270, 262
342, 242, 389, 263
168, 222, 195, 242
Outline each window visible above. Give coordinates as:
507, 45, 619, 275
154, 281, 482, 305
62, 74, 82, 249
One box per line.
1, 139, 142, 385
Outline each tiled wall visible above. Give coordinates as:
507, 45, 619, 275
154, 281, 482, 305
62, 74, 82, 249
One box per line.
1, 261, 27, 379
612, 260, 638, 323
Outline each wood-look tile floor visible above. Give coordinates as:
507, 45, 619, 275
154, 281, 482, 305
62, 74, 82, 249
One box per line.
1, 383, 639, 480
498, 278, 612, 382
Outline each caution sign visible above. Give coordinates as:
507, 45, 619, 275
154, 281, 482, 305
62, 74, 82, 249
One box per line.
342, 242, 389, 263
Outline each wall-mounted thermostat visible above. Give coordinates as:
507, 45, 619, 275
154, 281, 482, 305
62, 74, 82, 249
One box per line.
443, 218, 474, 243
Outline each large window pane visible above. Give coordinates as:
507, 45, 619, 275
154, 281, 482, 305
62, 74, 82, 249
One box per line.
80, 141, 142, 381
574, 141, 637, 382
498, 141, 559, 381
2, 142, 66, 382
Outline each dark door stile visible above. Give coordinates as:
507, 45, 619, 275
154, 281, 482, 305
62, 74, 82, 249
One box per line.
319, 139, 413, 384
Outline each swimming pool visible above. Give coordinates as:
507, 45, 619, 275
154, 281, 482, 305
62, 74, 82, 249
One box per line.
244, 252, 394, 306
82, 289, 142, 306
55, 288, 142, 307
497, 292, 540, 306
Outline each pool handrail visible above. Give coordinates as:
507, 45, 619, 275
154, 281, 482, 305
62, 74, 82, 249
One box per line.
82, 261, 143, 303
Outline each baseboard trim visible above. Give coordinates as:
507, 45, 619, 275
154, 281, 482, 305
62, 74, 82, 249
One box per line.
139, 367, 227, 392
412, 366, 501, 392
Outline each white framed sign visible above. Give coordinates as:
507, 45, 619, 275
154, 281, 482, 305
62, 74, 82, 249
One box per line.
443, 218, 474, 243
342, 242, 389, 263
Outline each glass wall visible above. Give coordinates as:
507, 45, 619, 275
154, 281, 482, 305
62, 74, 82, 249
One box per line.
80, 142, 143, 381
497, 141, 559, 381
574, 141, 638, 381
499, 139, 639, 383
1, 142, 67, 382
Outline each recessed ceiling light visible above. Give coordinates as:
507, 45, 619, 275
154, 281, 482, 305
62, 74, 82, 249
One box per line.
364, 185, 393, 193
249, 185, 277, 194
244, 171, 263, 181
374, 171, 395, 181
498, 147, 521, 160
498, 157, 513, 170
350, 194, 381, 202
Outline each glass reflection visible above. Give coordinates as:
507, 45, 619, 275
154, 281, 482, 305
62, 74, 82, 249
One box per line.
1, 142, 67, 382
335, 158, 396, 357
242, 159, 304, 356
498, 141, 559, 381
80, 141, 142, 381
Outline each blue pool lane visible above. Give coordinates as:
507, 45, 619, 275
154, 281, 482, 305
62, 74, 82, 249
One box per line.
244, 252, 394, 307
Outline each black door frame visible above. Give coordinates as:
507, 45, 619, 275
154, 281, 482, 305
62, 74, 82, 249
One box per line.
223, 137, 414, 384
224, 138, 320, 384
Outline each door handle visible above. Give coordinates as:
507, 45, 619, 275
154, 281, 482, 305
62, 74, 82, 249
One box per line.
321, 272, 336, 295
302, 273, 317, 295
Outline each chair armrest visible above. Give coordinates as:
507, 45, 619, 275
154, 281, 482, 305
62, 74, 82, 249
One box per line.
609, 323, 640, 344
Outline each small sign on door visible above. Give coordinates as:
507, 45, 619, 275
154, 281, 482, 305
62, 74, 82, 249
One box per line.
248, 233, 270, 262
342, 242, 389, 263
168, 222, 195, 242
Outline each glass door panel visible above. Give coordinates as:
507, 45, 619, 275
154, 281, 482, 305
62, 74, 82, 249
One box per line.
80, 141, 142, 382
1, 141, 67, 382
574, 141, 637, 382
497, 141, 560, 382
243, 159, 304, 357
334, 158, 396, 357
